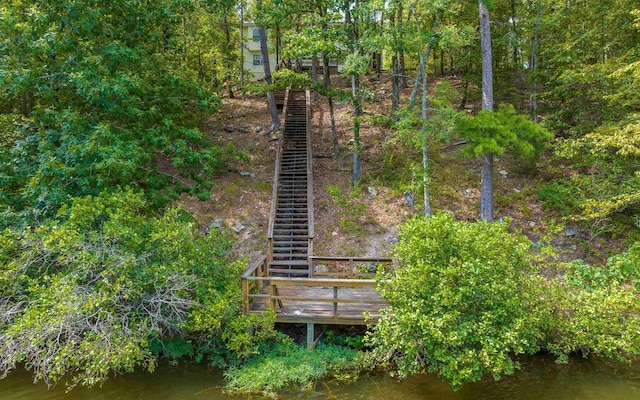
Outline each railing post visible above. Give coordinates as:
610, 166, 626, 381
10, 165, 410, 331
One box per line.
242, 277, 249, 314
269, 282, 277, 311
307, 323, 315, 349
333, 286, 338, 318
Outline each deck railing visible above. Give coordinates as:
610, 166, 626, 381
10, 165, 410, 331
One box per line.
241, 255, 397, 324
305, 89, 314, 256
309, 256, 397, 279
266, 88, 290, 262
241, 255, 269, 314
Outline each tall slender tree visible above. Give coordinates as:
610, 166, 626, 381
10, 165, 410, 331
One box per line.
478, 0, 494, 221
255, 0, 281, 133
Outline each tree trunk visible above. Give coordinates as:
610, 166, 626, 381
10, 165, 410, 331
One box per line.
312, 54, 319, 101
322, 54, 339, 156
408, 41, 433, 111
391, 6, 399, 117
530, 1, 541, 122
479, 0, 494, 222
421, 53, 431, 217
239, 1, 244, 95
224, 15, 234, 98
397, 1, 407, 89
392, 54, 399, 117
345, 0, 361, 185
459, 80, 469, 110
257, 24, 280, 132
408, 13, 441, 110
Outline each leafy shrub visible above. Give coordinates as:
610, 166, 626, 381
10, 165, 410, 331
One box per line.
538, 179, 582, 215
544, 242, 640, 362
368, 213, 546, 388
0, 189, 270, 387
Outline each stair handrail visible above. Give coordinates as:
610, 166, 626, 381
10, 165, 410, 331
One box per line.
267, 87, 290, 261
305, 89, 315, 266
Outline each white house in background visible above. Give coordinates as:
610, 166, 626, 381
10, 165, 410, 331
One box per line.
242, 21, 346, 82
242, 22, 277, 81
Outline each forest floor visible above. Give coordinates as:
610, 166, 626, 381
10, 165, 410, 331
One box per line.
179, 72, 627, 269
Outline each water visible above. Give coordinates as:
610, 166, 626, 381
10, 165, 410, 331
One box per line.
1, 355, 639, 399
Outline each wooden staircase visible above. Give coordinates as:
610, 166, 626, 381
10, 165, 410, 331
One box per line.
268, 90, 314, 277
242, 89, 397, 334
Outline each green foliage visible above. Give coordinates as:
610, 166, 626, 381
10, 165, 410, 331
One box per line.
369, 213, 545, 388
538, 179, 582, 215
326, 185, 370, 235
554, 114, 640, 223
396, 81, 461, 148
0, 189, 268, 387
544, 242, 640, 363
457, 105, 553, 170
0, 0, 241, 223
224, 340, 364, 398
252, 69, 313, 93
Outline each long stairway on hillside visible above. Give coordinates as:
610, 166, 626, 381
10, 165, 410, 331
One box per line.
242, 89, 396, 331
268, 90, 313, 277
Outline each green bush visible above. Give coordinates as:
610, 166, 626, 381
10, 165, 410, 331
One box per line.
368, 213, 546, 388
0, 189, 271, 387
544, 242, 640, 362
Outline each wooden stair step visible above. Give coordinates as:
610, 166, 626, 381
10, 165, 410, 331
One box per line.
269, 260, 309, 266
273, 229, 308, 234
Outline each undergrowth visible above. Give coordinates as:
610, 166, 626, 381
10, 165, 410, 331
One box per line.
224, 339, 365, 398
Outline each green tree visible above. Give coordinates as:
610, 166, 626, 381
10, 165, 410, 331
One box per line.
457, 104, 553, 171
0, 0, 240, 225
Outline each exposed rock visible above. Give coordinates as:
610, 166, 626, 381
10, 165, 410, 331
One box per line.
238, 127, 249, 133
499, 170, 508, 178
255, 125, 264, 133
232, 222, 247, 234
513, 188, 521, 193
462, 188, 473, 198
564, 227, 577, 237
367, 186, 378, 197
211, 218, 224, 229
224, 126, 234, 133
205, 218, 224, 234
404, 191, 415, 208
239, 171, 257, 178
331, 231, 338, 236
528, 221, 536, 227
389, 237, 399, 245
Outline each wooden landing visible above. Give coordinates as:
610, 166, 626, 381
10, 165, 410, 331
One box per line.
248, 281, 385, 325
242, 256, 396, 325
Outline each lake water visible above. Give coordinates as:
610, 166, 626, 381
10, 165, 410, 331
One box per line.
1, 355, 639, 399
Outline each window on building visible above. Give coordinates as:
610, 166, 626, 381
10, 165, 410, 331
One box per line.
252, 28, 260, 41
253, 54, 263, 66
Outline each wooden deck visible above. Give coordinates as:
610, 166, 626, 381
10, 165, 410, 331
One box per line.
241, 256, 396, 325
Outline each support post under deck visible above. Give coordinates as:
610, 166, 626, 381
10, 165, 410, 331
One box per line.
307, 323, 315, 349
